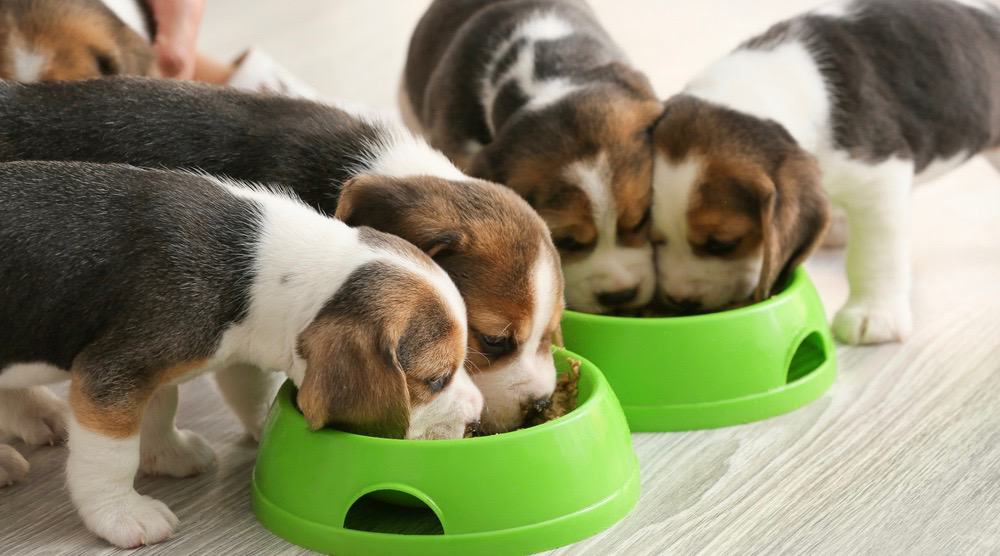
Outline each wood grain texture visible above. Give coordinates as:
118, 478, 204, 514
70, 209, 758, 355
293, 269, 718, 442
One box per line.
3, 1, 1000, 554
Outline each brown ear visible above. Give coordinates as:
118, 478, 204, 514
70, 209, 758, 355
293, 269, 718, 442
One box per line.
754, 151, 831, 301
335, 174, 467, 259
115, 28, 155, 75
296, 312, 410, 438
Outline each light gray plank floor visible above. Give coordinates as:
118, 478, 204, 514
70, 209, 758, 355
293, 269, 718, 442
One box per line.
3, 1, 1000, 554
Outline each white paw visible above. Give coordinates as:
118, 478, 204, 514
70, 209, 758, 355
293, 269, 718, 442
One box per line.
140, 429, 216, 478
0, 444, 29, 486
0, 388, 68, 446
79, 493, 178, 548
833, 298, 913, 345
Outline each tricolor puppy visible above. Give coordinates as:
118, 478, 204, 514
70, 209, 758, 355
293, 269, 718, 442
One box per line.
0, 161, 482, 547
651, 0, 1000, 344
402, 0, 664, 313
0, 77, 562, 434
0, 0, 153, 81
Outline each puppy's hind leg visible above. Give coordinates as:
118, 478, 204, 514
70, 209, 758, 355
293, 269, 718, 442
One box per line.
214, 364, 282, 442
67, 372, 177, 548
0, 443, 29, 487
0, 387, 68, 447
139, 384, 216, 478
832, 161, 914, 345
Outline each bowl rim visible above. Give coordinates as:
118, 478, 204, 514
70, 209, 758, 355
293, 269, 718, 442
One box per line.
276, 347, 607, 448
562, 267, 808, 324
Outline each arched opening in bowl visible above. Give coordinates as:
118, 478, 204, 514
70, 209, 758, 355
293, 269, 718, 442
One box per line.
787, 331, 827, 384
344, 489, 444, 535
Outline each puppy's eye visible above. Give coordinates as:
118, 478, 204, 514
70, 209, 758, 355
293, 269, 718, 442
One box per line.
553, 236, 589, 253
702, 237, 740, 256
425, 375, 449, 393
477, 332, 516, 356
95, 54, 118, 76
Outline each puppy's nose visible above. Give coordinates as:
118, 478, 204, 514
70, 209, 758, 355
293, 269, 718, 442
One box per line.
464, 420, 481, 436
596, 287, 639, 307
532, 397, 553, 414
665, 294, 701, 313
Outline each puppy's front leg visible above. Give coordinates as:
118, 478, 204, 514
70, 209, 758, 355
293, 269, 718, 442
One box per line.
140, 385, 216, 477
984, 149, 1000, 174
214, 364, 282, 442
67, 375, 178, 548
833, 164, 914, 344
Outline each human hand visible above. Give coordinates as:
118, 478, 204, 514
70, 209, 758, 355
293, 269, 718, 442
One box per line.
149, 0, 205, 79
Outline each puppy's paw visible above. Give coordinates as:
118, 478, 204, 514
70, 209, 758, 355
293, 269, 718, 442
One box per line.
141, 430, 216, 478
80, 493, 178, 548
0, 444, 29, 486
0, 388, 68, 446
833, 298, 912, 345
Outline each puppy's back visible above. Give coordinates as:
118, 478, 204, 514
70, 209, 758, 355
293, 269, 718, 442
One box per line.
0, 161, 262, 370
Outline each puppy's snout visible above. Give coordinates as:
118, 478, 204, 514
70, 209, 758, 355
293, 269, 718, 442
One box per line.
531, 397, 552, 414
596, 286, 639, 307
664, 294, 702, 314
464, 419, 482, 436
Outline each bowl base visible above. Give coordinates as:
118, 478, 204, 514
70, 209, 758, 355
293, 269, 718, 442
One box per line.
623, 354, 836, 432
252, 469, 639, 556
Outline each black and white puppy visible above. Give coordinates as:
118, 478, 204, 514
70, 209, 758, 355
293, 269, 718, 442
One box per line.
0, 77, 563, 435
402, 0, 664, 313
651, 0, 1000, 343
0, 161, 482, 547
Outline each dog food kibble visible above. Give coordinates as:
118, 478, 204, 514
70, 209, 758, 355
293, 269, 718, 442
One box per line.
524, 357, 580, 426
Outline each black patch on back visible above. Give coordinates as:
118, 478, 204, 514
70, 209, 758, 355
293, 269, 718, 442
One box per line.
0, 162, 260, 395
746, 0, 1000, 170
0, 77, 388, 214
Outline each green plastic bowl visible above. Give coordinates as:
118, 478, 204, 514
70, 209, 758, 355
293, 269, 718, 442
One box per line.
251, 348, 638, 555
561, 269, 837, 431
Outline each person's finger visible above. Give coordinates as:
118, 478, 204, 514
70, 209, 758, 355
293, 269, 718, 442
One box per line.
149, 0, 204, 79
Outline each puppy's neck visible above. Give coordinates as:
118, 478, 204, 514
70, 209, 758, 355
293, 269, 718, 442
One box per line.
685, 39, 831, 153
353, 121, 467, 181
213, 179, 376, 380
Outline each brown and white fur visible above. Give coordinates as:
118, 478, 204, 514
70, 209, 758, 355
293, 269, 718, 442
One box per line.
652, 0, 1000, 344
0, 77, 563, 435
402, 0, 664, 313
0, 161, 483, 547
0, 0, 153, 82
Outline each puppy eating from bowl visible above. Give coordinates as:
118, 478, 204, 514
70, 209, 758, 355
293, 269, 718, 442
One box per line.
0, 161, 483, 547
401, 0, 664, 314
0, 76, 563, 435
651, 0, 1000, 343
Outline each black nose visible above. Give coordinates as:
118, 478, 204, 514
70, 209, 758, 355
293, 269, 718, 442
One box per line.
464, 420, 481, 436
596, 287, 639, 307
664, 295, 701, 313
532, 398, 552, 414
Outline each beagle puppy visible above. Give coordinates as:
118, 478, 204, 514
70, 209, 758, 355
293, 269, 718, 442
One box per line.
651, 0, 1000, 344
402, 0, 664, 314
0, 77, 563, 435
0, 161, 483, 547
0, 0, 153, 81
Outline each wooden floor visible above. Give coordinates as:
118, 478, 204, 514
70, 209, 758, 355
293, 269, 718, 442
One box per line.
3, 1, 1000, 554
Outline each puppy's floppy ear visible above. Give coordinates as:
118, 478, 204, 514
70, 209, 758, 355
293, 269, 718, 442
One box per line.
114, 28, 155, 75
296, 309, 410, 438
335, 174, 468, 259
754, 151, 831, 301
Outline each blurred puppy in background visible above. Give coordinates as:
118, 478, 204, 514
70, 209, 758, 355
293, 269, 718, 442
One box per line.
0, 0, 153, 81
